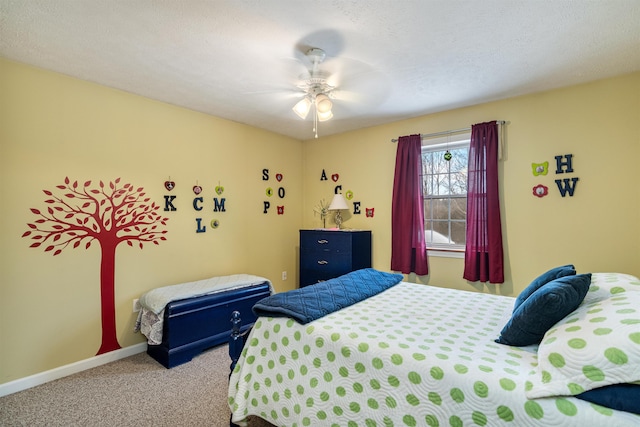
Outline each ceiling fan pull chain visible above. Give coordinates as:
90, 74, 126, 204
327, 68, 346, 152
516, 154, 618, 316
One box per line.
313, 102, 319, 138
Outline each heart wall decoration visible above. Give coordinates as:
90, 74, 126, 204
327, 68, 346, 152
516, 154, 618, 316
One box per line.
164, 180, 175, 191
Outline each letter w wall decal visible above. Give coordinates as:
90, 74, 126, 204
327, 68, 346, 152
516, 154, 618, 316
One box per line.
555, 177, 579, 197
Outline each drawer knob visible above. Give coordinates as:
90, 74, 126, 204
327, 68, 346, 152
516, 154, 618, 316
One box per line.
317, 239, 329, 244
317, 260, 328, 265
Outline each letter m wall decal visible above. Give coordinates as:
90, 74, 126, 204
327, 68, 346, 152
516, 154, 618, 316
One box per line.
22, 177, 170, 355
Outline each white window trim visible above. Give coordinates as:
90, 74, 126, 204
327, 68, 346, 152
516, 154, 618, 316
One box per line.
422, 131, 470, 256
427, 248, 465, 259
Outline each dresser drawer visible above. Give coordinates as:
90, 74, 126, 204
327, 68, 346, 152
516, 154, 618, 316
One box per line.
300, 251, 352, 275
300, 231, 352, 252
300, 270, 345, 286
300, 252, 353, 286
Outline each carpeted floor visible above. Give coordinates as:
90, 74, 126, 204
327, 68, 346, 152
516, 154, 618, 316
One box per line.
0, 344, 275, 427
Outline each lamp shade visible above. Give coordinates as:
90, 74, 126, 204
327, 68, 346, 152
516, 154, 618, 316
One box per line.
317, 109, 333, 122
292, 97, 312, 119
315, 94, 333, 113
328, 193, 349, 210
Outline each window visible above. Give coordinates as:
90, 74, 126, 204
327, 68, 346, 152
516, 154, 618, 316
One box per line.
421, 133, 470, 253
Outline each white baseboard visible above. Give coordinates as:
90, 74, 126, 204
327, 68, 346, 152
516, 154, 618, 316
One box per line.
0, 342, 147, 398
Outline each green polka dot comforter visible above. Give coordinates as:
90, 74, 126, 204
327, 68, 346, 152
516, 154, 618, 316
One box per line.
229, 273, 640, 426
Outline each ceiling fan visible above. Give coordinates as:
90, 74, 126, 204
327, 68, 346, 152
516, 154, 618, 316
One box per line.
282, 43, 390, 139
291, 48, 336, 138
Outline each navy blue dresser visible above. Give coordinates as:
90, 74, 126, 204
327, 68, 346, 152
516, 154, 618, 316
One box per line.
299, 229, 372, 287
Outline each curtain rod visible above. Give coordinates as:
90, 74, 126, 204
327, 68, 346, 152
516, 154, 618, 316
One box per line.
391, 120, 506, 142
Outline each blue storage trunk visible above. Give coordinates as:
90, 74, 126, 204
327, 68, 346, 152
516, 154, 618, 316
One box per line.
146, 281, 271, 368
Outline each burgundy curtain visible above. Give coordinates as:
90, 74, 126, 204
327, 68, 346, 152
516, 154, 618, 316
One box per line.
463, 121, 504, 283
391, 134, 428, 275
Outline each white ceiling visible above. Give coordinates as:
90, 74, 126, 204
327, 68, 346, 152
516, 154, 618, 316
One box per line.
1, 1, 639, 141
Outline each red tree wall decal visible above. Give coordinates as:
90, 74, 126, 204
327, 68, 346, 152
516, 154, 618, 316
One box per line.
22, 177, 169, 355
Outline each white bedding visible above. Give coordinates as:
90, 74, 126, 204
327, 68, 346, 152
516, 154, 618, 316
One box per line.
228, 276, 640, 426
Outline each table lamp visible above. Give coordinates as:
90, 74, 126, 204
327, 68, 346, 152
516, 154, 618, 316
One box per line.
328, 193, 349, 229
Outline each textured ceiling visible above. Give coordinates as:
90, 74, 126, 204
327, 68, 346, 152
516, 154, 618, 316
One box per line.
1, 0, 639, 140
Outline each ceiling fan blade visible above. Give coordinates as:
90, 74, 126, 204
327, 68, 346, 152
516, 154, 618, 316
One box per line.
306, 54, 389, 105
319, 53, 367, 78
279, 56, 311, 81
241, 85, 305, 105
331, 68, 391, 111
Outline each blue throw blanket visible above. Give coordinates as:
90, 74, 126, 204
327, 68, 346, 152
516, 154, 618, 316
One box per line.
252, 268, 403, 324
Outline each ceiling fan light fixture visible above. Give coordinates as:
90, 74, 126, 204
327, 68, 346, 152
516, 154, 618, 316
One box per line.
315, 93, 333, 114
292, 97, 312, 119
317, 109, 333, 122
292, 48, 338, 137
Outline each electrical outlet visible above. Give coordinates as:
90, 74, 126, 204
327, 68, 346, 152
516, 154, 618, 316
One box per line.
282, 271, 287, 281
133, 298, 141, 313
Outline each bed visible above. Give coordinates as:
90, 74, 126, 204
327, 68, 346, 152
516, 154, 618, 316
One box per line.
135, 274, 272, 368
228, 268, 640, 426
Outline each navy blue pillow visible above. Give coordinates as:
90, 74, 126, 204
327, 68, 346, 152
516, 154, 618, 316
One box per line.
496, 273, 591, 346
576, 383, 640, 415
513, 264, 576, 312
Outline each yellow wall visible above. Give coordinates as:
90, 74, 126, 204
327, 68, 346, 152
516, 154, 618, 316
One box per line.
302, 72, 640, 296
1, 57, 639, 386
0, 59, 303, 383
